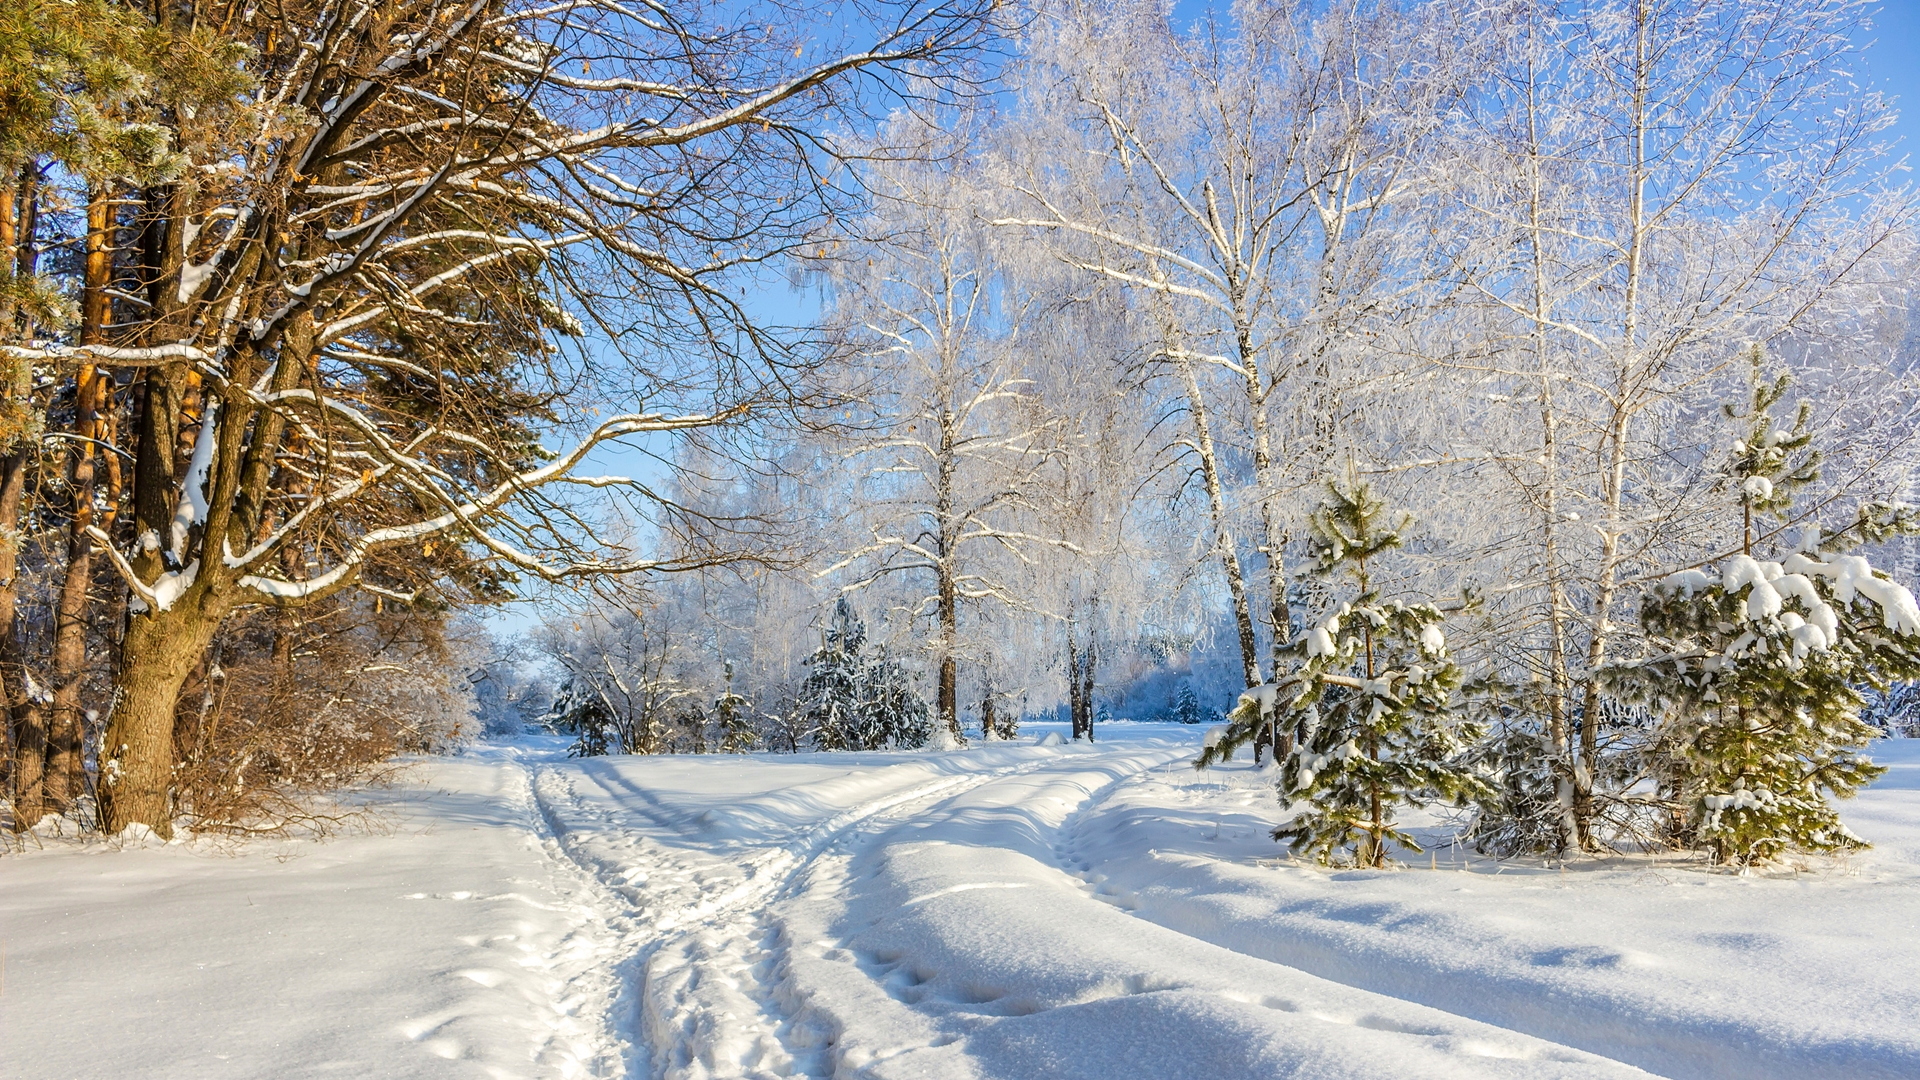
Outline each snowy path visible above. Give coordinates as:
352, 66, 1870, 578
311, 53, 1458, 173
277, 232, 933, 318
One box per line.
5, 729, 1919, 1079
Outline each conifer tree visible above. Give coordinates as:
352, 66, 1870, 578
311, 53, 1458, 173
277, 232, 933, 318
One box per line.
551, 677, 617, 758
802, 599, 933, 751
715, 662, 755, 754
1607, 358, 1920, 866
1198, 479, 1488, 867
1170, 683, 1207, 725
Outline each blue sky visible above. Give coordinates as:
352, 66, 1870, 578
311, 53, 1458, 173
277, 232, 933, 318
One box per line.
1862, 2, 1920, 156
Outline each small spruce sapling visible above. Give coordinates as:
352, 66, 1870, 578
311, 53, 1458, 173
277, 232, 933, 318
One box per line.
1606, 357, 1920, 866
1197, 479, 1489, 867
715, 661, 755, 753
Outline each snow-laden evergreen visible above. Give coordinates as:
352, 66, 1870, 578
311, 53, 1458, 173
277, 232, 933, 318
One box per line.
550, 677, 619, 758
801, 599, 934, 751
1170, 683, 1208, 725
714, 663, 756, 753
1605, 362, 1920, 865
1197, 480, 1489, 866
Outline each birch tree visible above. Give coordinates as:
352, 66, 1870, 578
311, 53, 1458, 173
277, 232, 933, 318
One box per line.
820, 137, 1064, 742
996, 0, 1466, 693
1427, 0, 1914, 852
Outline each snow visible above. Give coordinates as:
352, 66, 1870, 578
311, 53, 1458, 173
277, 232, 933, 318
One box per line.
6, 728, 1920, 1079
170, 402, 217, 559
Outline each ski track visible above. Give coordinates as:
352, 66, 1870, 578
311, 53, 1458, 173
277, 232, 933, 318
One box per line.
520, 745, 1069, 1079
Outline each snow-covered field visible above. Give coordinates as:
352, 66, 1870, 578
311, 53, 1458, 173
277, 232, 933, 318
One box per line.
5, 726, 1918, 1080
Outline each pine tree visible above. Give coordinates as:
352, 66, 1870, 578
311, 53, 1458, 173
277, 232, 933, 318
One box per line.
802, 599, 933, 751
1170, 683, 1207, 725
1607, 357, 1920, 866
804, 599, 868, 751
1198, 479, 1489, 867
864, 643, 934, 749
715, 662, 756, 753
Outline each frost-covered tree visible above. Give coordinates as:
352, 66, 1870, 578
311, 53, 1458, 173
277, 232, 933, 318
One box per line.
1414, 0, 1914, 854
1605, 365, 1920, 865
801, 599, 933, 751
538, 609, 695, 756
999, 0, 1469, 692
819, 121, 1069, 745
1198, 479, 1488, 866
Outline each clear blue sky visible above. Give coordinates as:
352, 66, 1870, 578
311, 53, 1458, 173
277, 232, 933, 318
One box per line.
1862, 2, 1920, 157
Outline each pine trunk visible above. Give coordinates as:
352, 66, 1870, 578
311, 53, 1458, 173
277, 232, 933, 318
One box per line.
5, 445, 45, 828
99, 602, 222, 836
46, 194, 114, 808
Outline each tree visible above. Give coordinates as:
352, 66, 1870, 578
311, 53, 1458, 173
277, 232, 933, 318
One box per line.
998, 0, 1466, 693
539, 608, 695, 756
550, 677, 618, 758
821, 124, 1068, 744
1604, 363, 1920, 865
0, 0, 188, 828
1170, 682, 1207, 725
801, 598, 933, 751
714, 663, 756, 754
1423, 0, 1911, 853
1198, 478, 1488, 867
0, 0, 996, 835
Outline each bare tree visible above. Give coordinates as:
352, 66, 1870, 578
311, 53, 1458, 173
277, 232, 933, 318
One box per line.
995, 0, 1466, 691
819, 130, 1069, 741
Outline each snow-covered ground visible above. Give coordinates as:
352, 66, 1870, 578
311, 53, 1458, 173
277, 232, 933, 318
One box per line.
5, 726, 1918, 1079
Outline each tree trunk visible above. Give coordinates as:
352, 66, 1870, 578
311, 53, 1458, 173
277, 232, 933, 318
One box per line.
1572, 5, 1653, 853
4, 168, 47, 829
1065, 597, 1091, 740
938, 568, 960, 743
1, 448, 38, 829
1172, 350, 1261, 688
46, 192, 114, 808
98, 601, 223, 836
1079, 622, 1097, 742
933, 388, 963, 745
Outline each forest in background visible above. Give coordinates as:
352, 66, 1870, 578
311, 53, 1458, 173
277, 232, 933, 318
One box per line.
5, 0, 1920, 868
